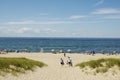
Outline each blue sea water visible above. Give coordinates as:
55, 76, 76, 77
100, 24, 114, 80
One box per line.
0, 37, 120, 53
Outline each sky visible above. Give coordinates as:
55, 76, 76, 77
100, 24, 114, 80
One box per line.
0, 0, 120, 38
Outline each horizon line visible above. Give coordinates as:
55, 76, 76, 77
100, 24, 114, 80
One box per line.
0, 37, 120, 39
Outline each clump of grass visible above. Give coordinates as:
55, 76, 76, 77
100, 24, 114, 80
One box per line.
96, 67, 108, 73
76, 58, 120, 74
0, 57, 47, 76
76, 59, 105, 68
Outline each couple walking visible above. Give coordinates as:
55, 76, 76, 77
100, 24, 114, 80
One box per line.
60, 57, 72, 66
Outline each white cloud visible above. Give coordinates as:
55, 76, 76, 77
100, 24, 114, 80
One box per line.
94, 0, 104, 6
6, 20, 81, 25
7, 20, 35, 25
0, 26, 58, 37
5, 20, 86, 25
92, 8, 120, 14
102, 15, 120, 19
69, 15, 86, 19
4, 20, 104, 25
13, 27, 34, 33
4, 15, 104, 25
0, 27, 35, 34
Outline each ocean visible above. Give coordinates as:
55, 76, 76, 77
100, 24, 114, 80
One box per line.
0, 37, 120, 53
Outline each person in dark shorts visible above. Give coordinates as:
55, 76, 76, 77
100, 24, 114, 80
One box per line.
60, 58, 64, 65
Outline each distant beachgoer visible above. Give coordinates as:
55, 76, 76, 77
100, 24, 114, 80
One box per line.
67, 57, 72, 67
0, 50, 2, 54
59, 50, 63, 53
15, 50, 19, 53
90, 50, 95, 55
112, 51, 117, 55
63, 52, 66, 57
60, 58, 64, 65
92, 50, 95, 55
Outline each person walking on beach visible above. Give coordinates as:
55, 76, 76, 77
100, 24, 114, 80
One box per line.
63, 52, 66, 57
67, 57, 72, 67
60, 58, 64, 66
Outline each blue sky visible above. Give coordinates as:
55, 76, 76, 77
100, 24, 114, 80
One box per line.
0, 0, 120, 38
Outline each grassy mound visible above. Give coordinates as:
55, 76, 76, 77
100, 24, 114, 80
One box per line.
76, 58, 120, 74
0, 57, 47, 76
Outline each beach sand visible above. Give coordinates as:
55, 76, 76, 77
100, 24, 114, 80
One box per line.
0, 53, 120, 80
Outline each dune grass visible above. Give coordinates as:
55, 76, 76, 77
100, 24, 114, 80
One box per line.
76, 58, 120, 74
0, 57, 47, 76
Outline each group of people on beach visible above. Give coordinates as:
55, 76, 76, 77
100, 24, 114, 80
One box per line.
0, 49, 31, 54
60, 53, 73, 67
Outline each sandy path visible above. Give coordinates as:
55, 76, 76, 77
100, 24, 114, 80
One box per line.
0, 53, 120, 80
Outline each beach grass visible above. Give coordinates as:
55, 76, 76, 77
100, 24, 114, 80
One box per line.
0, 57, 47, 76
76, 58, 120, 73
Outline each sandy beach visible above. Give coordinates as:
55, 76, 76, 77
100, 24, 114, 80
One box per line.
0, 53, 120, 80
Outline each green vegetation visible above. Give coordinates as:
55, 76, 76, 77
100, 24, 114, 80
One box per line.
76, 58, 120, 74
0, 57, 47, 76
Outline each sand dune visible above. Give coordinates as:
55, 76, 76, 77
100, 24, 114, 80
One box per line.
0, 53, 120, 80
